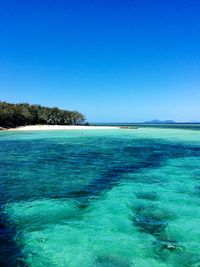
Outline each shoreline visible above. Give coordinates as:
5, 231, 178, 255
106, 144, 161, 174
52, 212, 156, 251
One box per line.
6, 125, 120, 131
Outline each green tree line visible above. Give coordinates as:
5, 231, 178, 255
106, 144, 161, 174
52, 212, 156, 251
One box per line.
0, 101, 86, 128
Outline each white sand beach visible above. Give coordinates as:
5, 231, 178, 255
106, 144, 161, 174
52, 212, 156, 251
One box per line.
8, 125, 120, 131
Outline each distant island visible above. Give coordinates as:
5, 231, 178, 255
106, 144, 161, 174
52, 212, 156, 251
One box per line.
144, 119, 176, 124
0, 101, 86, 129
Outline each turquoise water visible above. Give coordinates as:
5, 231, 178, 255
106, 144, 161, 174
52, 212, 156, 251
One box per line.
1, 127, 200, 266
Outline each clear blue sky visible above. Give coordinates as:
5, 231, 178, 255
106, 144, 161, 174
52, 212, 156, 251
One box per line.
0, 0, 200, 122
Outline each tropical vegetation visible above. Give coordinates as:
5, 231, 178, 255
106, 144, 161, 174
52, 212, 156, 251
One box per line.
0, 101, 86, 128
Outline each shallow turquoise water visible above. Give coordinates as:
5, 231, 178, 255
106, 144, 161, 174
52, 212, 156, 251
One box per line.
1, 128, 200, 266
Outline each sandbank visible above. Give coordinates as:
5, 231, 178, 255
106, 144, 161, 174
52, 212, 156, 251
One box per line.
8, 125, 120, 131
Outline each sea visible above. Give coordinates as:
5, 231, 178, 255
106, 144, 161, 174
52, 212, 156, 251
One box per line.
1, 125, 200, 266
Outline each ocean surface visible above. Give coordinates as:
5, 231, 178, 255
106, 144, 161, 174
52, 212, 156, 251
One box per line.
1, 126, 200, 267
